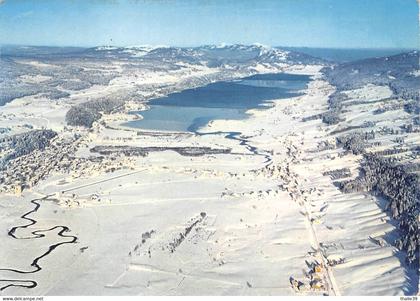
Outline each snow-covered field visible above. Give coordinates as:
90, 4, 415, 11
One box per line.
1, 69, 417, 295
0, 46, 418, 295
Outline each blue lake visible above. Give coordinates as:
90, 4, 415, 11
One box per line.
125, 73, 310, 132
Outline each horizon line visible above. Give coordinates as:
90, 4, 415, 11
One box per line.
1, 42, 418, 51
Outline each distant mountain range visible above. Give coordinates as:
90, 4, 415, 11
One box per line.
1, 44, 326, 66
2, 44, 415, 63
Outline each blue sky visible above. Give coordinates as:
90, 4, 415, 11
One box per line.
0, 0, 418, 48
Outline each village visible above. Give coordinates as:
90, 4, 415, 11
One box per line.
0, 131, 136, 198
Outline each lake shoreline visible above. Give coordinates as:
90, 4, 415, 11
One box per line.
123, 72, 310, 133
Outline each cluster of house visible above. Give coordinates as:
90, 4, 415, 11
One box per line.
54, 191, 101, 208
0, 138, 77, 195
290, 261, 327, 292
0, 137, 137, 196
